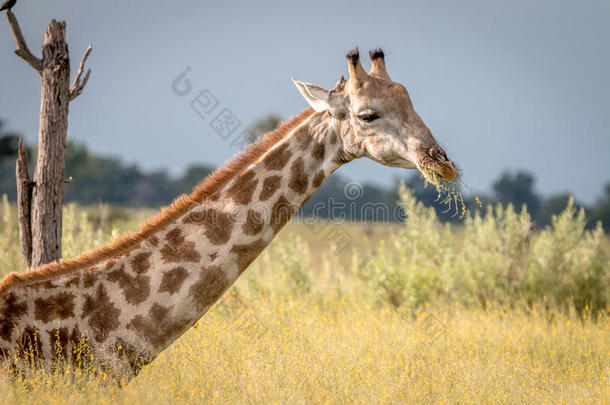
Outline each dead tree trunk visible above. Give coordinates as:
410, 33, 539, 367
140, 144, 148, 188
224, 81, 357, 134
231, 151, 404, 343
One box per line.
6, 10, 92, 269
15, 135, 32, 268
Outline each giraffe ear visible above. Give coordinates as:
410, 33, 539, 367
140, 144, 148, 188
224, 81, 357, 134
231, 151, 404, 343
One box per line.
292, 78, 348, 118
292, 78, 332, 112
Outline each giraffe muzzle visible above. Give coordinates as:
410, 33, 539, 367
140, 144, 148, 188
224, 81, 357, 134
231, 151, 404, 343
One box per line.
416, 145, 458, 182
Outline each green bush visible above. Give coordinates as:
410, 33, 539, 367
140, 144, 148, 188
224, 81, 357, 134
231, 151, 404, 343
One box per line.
361, 186, 609, 315
0, 195, 22, 275
527, 200, 609, 313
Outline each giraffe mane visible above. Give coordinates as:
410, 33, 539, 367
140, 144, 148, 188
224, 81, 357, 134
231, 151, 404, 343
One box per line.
0, 107, 315, 295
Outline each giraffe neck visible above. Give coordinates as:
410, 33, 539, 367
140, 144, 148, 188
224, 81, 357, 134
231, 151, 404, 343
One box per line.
110, 110, 345, 364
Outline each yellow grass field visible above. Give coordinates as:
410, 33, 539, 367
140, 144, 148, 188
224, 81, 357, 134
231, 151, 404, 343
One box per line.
0, 190, 608, 404
0, 298, 608, 404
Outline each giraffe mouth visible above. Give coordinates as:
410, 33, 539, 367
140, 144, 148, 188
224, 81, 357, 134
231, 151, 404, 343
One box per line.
416, 146, 458, 183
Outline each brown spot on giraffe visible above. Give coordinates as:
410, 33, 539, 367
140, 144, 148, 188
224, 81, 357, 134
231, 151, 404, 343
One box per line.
243, 209, 264, 236
227, 170, 259, 205
160, 228, 201, 263
189, 266, 230, 311
311, 141, 325, 160
63, 272, 81, 288
82, 267, 98, 288
263, 142, 291, 170
289, 157, 309, 194
158, 266, 189, 294
131, 251, 152, 274
260, 175, 282, 201
231, 239, 268, 273
127, 304, 185, 349
24, 280, 55, 291
34, 291, 76, 323
270, 195, 296, 232
48, 327, 70, 360
0, 293, 28, 341
150, 303, 170, 324
312, 170, 325, 188
107, 265, 151, 305
147, 235, 160, 247
182, 208, 234, 246
295, 126, 314, 149
105, 257, 120, 269
82, 284, 121, 343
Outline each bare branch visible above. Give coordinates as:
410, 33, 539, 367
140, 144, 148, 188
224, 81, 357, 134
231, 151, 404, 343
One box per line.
6, 10, 42, 73
73, 44, 92, 84
69, 44, 92, 101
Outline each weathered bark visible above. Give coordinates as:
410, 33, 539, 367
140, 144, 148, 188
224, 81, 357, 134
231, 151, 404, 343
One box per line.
6, 10, 92, 269
29, 19, 71, 267
15, 135, 32, 269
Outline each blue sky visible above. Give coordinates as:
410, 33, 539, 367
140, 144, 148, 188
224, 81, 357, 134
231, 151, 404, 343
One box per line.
0, 0, 608, 203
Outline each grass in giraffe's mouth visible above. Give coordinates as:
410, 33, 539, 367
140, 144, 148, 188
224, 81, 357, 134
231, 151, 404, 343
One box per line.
418, 166, 444, 186
418, 165, 481, 218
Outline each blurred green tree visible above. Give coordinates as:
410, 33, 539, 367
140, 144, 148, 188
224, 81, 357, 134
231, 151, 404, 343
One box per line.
588, 183, 610, 230
0, 120, 20, 199
493, 170, 540, 220
538, 193, 573, 226
0, 120, 19, 163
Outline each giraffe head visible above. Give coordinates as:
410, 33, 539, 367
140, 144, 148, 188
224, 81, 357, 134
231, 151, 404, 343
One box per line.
293, 48, 457, 182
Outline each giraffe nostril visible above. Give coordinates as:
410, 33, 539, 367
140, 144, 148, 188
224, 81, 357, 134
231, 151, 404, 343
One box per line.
430, 146, 449, 162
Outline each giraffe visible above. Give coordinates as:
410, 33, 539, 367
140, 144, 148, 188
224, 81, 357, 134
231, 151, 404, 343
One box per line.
0, 48, 457, 381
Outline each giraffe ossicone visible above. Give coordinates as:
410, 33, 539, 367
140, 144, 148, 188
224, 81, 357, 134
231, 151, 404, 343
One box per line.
0, 48, 457, 381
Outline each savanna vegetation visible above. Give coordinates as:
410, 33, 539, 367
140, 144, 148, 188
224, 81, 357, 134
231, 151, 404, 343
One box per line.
0, 185, 608, 404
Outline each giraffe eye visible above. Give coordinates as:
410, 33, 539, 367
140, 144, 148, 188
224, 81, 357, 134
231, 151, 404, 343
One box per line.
358, 111, 380, 123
